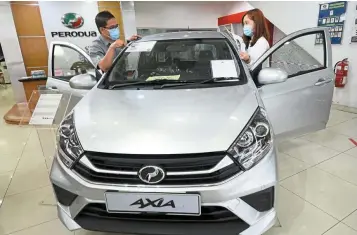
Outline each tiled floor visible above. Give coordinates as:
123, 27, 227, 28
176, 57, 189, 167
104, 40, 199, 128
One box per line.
1, 85, 357, 235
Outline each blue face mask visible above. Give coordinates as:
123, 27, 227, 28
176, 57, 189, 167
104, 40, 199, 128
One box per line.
108, 27, 120, 40
243, 25, 253, 37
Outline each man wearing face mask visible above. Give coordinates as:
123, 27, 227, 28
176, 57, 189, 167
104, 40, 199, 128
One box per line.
89, 11, 139, 72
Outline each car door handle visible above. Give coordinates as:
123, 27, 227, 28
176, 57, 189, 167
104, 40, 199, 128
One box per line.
48, 86, 59, 91
315, 78, 333, 86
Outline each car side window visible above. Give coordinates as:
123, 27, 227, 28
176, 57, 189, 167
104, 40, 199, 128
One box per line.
53, 45, 96, 81
261, 32, 326, 78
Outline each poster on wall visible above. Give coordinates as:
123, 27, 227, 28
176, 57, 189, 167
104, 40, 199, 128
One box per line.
316, 1, 347, 45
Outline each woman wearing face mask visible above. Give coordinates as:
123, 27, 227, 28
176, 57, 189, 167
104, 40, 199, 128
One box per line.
236, 9, 270, 68
89, 11, 140, 72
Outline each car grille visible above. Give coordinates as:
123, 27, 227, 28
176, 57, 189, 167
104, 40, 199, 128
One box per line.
78, 203, 242, 222
72, 152, 241, 186
85, 151, 225, 172
74, 203, 250, 235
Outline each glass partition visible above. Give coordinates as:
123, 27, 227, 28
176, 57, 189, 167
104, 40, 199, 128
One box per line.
19, 89, 76, 172
18, 89, 78, 205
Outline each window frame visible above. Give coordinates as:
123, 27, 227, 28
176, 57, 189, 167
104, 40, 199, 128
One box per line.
51, 44, 99, 82
252, 30, 327, 79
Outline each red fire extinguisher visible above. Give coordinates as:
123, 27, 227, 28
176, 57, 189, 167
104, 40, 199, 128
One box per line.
334, 58, 349, 88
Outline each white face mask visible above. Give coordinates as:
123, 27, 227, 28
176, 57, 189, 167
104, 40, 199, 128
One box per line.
108, 27, 120, 40
243, 25, 253, 37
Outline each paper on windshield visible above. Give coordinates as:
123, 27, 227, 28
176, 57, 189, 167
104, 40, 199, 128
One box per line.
211, 60, 238, 78
146, 75, 180, 81
126, 41, 157, 52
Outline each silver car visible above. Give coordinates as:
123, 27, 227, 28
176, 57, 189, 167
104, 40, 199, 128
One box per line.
48, 28, 334, 235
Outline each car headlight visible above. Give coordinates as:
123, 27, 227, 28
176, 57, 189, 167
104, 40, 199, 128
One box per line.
57, 112, 84, 168
227, 107, 272, 170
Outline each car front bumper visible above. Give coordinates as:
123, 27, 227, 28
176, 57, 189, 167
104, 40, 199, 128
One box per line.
50, 147, 278, 235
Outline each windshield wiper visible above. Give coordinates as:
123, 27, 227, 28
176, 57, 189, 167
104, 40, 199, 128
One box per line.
200, 77, 238, 84
159, 82, 196, 89
159, 77, 239, 89
109, 79, 192, 89
109, 77, 239, 89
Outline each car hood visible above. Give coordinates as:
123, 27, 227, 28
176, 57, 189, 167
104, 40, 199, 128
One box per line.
74, 85, 258, 154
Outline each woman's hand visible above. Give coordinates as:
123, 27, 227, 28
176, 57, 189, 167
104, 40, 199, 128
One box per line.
239, 52, 251, 63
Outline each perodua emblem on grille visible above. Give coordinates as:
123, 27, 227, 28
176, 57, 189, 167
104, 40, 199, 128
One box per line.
138, 166, 165, 184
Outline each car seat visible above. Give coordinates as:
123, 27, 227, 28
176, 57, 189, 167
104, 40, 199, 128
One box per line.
196, 50, 214, 77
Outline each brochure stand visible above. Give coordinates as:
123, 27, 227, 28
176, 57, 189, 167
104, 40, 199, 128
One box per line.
19, 89, 75, 206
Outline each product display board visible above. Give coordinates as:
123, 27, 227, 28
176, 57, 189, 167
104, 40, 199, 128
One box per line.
21, 90, 74, 126
316, 1, 347, 44
29, 94, 63, 125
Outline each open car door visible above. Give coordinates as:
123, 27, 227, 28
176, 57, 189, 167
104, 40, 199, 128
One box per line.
46, 41, 102, 110
251, 27, 334, 139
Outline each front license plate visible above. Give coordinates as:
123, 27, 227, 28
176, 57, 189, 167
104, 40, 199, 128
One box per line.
105, 192, 201, 215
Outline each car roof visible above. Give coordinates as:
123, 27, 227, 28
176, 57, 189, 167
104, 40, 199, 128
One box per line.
139, 31, 226, 42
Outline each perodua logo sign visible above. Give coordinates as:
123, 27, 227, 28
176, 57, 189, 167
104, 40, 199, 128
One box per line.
138, 166, 165, 184
51, 12, 97, 38
61, 13, 84, 29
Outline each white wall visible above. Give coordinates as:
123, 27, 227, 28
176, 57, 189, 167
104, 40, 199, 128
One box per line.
250, 1, 357, 108
0, 2, 26, 103
272, 26, 286, 44
135, 1, 231, 29
39, 1, 99, 50
225, 1, 253, 15
121, 1, 138, 37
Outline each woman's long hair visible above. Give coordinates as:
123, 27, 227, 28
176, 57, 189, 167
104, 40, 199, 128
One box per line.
242, 9, 270, 49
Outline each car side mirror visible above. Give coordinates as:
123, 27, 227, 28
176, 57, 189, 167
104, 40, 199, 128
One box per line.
69, 74, 97, 90
258, 68, 288, 85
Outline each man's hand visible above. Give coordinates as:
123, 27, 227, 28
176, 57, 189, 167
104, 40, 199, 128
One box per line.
110, 39, 125, 49
239, 52, 251, 63
129, 35, 141, 41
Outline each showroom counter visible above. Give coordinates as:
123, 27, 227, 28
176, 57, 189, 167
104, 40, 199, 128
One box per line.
19, 77, 47, 102
3, 77, 47, 125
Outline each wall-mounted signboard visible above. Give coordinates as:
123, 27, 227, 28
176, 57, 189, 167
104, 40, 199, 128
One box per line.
351, 4, 357, 43
316, 1, 347, 45
39, 1, 100, 50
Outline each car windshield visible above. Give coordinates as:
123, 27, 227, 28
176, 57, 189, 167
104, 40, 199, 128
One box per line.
104, 38, 243, 88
